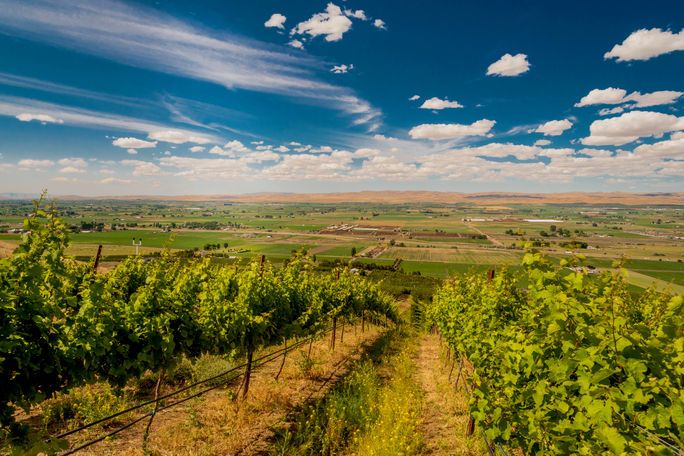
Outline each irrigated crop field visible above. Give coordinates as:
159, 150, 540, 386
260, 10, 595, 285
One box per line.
0, 195, 682, 291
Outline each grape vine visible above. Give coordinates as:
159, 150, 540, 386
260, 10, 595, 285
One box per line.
429, 251, 683, 455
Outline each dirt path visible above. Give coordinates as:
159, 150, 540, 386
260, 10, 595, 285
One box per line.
414, 332, 485, 456
463, 222, 503, 247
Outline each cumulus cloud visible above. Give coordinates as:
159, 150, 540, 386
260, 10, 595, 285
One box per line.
486, 53, 530, 77
409, 94, 420, 101
626, 90, 683, 107
373, 134, 397, 141
575, 88, 627, 107
534, 119, 573, 136
148, 130, 211, 144
598, 106, 625, 116
58, 157, 87, 167
264, 13, 286, 29
225, 140, 249, 153
189, 146, 205, 152
112, 136, 157, 149
208, 145, 232, 156
100, 177, 134, 184
121, 159, 165, 176
344, 9, 367, 20
605, 28, 684, 62
534, 139, 551, 146
575, 87, 682, 108
59, 166, 86, 174
419, 97, 463, 110
581, 111, 684, 146
373, 19, 387, 30
331, 64, 354, 74
16, 113, 63, 124
291, 3, 353, 42
409, 119, 496, 140
288, 39, 304, 49
274, 145, 290, 152
17, 159, 54, 170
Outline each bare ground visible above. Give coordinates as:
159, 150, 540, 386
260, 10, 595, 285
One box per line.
414, 332, 485, 456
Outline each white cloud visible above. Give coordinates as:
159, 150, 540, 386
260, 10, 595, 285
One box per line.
409, 119, 496, 140
373, 134, 397, 141
264, 13, 286, 29
581, 111, 684, 146
274, 145, 290, 152
599, 106, 625, 116
288, 39, 304, 49
59, 166, 86, 174
160, 155, 252, 180
576, 87, 682, 108
288, 141, 302, 146
373, 19, 387, 30
189, 146, 205, 152
535, 119, 573, 136
486, 53, 530, 77
625, 90, 682, 107
419, 97, 463, 110
605, 28, 684, 62
575, 88, 627, 107
291, 3, 353, 42
534, 139, 551, 146
17, 159, 54, 170
331, 64, 354, 74
112, 137, 157, 149
256, 145, 273, 150
420, 97, 463, 110
0, 95, 219, 143
225, 140, 250, 153
16, 113, 63, 123
148, 130, 211, 144
409, 95, 420, 101
121, 159, 165, 176
100, 177, 134, 184
127, 149, 137, 155
0, 0, 379, 125
344, 9, 367, 20
58, 157, 87, 167
208, 145, 232, 156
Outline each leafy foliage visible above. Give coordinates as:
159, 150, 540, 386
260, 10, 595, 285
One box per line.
429, 251, 683, 455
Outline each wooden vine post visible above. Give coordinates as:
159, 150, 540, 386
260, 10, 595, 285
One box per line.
331, 269, 340, 351
274, 336, 287, 381
142, 369, 165, 449
244, 255, 266, 398
92, 244, 102, 272
361, 310, 365, 332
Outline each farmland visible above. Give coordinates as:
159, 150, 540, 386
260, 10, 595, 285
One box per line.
1, 194, 681, 291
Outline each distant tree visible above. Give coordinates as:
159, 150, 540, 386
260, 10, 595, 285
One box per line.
389, 239, 396, 246
351, 246, 357, 256
550, 225, 557, 232
223, 242, 229, 248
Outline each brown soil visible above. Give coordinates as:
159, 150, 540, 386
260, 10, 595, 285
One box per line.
65, 324, 383, 456
414, 332, 485, 456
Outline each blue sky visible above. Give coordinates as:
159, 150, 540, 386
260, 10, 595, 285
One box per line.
0, 0, 682, 196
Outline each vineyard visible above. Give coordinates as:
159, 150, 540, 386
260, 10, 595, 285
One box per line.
1, 197, 682, 456
429, 253, 683, 455
0, 199, 397, 455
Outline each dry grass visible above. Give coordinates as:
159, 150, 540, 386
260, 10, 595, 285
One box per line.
68, 324, 383, 456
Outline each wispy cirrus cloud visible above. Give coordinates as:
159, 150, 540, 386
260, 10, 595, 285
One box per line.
0, 0, 380, 126
0, 95, 217, 144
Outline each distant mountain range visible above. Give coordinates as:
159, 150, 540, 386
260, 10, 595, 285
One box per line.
1, 191, 682, 205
